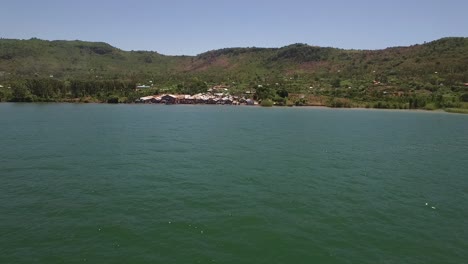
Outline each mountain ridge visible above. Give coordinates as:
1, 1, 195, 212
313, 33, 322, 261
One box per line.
1, 36, 466, 56
1, 36, 467, 82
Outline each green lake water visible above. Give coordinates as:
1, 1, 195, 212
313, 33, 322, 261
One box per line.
0, 103, 467, 264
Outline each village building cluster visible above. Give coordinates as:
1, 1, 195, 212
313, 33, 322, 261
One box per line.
136, 85, 258, 105
137, 93, 256, 105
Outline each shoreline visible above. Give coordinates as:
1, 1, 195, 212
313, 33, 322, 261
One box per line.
1, 101, 466, 114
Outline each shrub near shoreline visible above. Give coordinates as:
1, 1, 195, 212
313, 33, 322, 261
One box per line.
260, 99, 274, 107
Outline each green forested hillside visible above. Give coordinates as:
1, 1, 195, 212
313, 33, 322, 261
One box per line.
0, 37, 467, 109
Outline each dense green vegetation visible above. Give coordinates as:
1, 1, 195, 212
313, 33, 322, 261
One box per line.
1, 37, 467, 112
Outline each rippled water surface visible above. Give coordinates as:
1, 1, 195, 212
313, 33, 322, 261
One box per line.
1, 103, 467, 264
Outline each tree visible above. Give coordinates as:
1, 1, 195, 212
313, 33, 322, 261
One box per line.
107, 96, 119, 104
12, 83, 33, 102
460, 93, 468, 102
276, 87, 288, 98
255, 85, 276, 100
331, 78, 341, 88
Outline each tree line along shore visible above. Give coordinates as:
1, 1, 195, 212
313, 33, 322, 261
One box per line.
0, 78, 467, 113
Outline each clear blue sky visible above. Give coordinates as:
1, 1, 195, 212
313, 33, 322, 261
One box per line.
1, 0, 467, 55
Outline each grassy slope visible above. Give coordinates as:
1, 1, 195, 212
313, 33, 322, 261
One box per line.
0, 38, 186, 80
0, 37, 466, 81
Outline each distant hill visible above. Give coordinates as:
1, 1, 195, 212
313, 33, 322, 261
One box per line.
0, 37, 467, 84
0, 37, 467, 109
